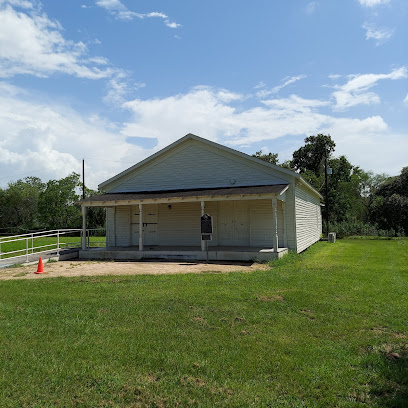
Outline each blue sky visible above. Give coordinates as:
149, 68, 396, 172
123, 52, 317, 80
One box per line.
0, 0, 407, 189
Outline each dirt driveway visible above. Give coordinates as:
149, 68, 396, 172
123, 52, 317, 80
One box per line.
0, 259, 268, 280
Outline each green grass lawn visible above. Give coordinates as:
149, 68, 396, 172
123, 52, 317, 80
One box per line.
0, 236, 106, 259
0, 239, 407, 407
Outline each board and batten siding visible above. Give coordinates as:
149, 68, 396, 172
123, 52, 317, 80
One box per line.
106, 199, 291, 248
107, 141, 290, 193
157, 202, 201, 246
283, 184, 297, 251
115, 206, 131, 246
249, 199, 285, 247
106, 207, 115, 247
294, 184, 322, 253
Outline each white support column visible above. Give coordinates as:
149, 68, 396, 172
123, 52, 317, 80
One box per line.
282, 201, 288, 248
138, 203, 143, 251
272, 198, 279, 253
81, 205, 87, 251
201, 201, 206, 251
113, 207, 117, 246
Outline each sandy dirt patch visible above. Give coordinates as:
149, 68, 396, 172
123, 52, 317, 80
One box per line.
0, 259, 268, 280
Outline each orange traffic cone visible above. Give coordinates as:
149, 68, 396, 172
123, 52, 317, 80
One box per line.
35, 257, 45, 274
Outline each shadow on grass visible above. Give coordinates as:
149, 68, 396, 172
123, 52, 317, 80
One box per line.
370, 348, 408, 407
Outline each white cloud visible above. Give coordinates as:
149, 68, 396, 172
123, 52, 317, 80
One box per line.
120, 87, 405, 175
95, 0, 181, 28
165, 21, 181, 29
104, 72, 145, 105
359, 0, 390, 7
363, 23, 394, 45
0, 0, 33, 9
332, 67, 407, 110
0, 2, 114, 79
0, 82, 148, 188
254, 81, 266, 89
261, 94, 328, 111
404, 94, 408, 103
256, 75, 306, 98
1, 80, 406, 188
305, 2, 318, 15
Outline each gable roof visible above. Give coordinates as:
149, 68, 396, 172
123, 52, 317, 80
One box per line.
99, 133, 322, 199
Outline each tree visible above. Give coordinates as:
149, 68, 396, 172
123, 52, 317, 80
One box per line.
85, 186, 106, 229
287, 135, 382, 228
0, 177, 45, 230
252, 150, 279, 165
369, 167, 408, 234
38, 173, 82, 229
290, 134, 336, 178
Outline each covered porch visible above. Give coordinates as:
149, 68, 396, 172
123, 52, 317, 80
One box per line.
79, 184, 290, 262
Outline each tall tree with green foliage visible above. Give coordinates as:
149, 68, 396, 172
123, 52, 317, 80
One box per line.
290, 134, 336, 177
287, 134, 386, 231
0, 177, 45, 231
38, 173, 82, 229
369, 167, 408, 234
252, 150, 279, 165
85, 186, 106, 230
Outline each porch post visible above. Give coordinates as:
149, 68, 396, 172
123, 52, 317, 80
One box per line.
139, 203, 143, 251
81, 205, 87, 250
201, 201, 206, 251
272, 198, 279, 252
282, 201, 288, 248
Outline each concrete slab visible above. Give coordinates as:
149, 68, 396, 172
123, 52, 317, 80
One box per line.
78, 246, 288, 262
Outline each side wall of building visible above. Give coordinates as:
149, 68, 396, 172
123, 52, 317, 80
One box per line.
294, 183, 322, 253
283, 182, 297, 251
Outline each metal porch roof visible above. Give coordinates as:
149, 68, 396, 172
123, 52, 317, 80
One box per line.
80, 184, 289, 206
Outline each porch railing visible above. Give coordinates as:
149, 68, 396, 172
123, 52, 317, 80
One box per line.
0, 229, 106, 263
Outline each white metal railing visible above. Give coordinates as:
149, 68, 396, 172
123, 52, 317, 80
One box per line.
0, 229, 105, 262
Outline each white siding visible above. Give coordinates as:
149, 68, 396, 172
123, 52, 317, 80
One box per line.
106, 207, 115, 247
115, 206, 131, 246
295, 184, 322, 253
106, 194, 306, 252
107, 142, 290, 193
284, 184, 297, 251
218, 201, 250, 246
130, 204, 159, 246
157, 202, 201, 246
249, 200, 284, 247
203, 201, 218, 246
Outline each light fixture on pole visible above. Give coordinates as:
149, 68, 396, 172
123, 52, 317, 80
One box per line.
324, 151, 332, 236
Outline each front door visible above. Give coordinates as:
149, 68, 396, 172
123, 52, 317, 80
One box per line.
131, 205, 158, 246
218, 201, 249, 246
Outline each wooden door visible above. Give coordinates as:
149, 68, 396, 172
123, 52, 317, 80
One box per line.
218, 201, 249, 246
131, 204, 158, 246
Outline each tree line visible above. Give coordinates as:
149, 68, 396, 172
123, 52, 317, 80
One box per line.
0, 173, 104, 234
253, 134, 408, 237
1, 134, 407, 236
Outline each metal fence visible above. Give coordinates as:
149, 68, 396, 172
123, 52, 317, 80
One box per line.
0, 229, 106, 262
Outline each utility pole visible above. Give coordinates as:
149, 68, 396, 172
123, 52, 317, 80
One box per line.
324, 149, 329, 236
82, 159, 85, 200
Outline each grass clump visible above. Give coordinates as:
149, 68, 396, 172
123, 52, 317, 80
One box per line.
0, 239, 407, 407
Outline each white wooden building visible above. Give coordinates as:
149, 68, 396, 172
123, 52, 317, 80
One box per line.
79, 134, 322, 261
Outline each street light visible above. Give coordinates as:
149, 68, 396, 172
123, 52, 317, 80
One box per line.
324, 151, 332, 236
